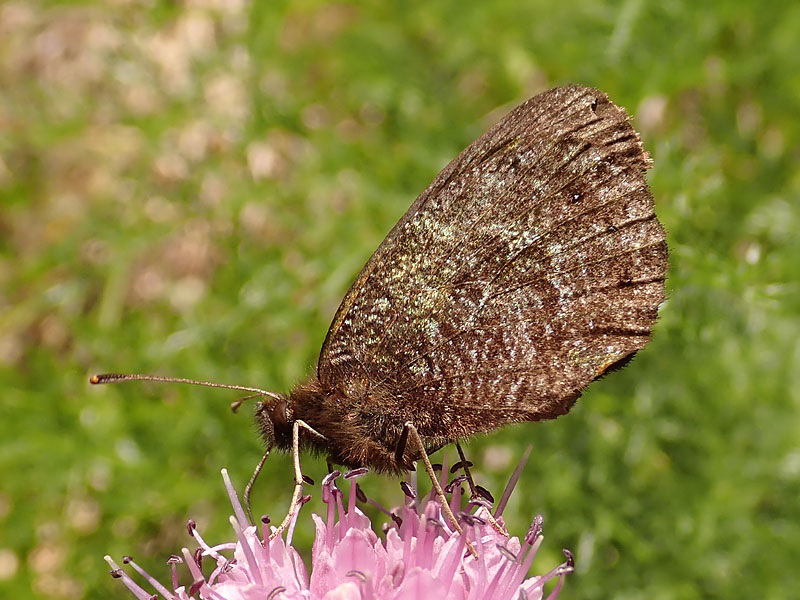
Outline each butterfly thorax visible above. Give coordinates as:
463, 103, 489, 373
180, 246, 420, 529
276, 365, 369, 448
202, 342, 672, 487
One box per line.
254, 376, 444, 474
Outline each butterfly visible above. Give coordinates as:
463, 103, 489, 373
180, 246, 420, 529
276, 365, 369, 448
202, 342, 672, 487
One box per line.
93, 84, 667, 539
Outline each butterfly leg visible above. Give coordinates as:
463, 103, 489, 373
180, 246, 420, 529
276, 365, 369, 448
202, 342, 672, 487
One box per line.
270, 419, 327, 540
402, 422, 478, 558
455, 442, 507, 536
394, 423, 417, 470
244, 445, 273, 527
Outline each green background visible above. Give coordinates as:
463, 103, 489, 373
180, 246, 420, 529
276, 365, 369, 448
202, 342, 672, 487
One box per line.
1, 1, 798, 598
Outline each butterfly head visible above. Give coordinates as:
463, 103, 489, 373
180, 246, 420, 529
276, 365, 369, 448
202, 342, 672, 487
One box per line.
254, 393, 292, 451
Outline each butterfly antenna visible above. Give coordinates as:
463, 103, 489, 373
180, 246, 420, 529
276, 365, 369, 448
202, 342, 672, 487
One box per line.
89, 373, 284, 409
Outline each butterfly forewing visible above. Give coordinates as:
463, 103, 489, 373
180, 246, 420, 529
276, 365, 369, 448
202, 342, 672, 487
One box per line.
317, 85, 667, 439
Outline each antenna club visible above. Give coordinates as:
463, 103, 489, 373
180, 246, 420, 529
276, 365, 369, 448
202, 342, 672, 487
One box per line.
89, 374, 101, 384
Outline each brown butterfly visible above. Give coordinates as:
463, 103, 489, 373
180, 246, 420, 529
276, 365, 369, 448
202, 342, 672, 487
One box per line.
92, 84, 667, 540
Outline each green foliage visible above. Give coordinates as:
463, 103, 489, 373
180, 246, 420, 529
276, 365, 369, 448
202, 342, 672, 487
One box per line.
1, 1, 798, 598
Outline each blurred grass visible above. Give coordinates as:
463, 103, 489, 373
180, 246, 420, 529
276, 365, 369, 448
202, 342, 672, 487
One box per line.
1, 0, 799, 598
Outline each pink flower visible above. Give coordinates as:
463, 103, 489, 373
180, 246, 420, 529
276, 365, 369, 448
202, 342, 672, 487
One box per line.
106, 458, 573, 599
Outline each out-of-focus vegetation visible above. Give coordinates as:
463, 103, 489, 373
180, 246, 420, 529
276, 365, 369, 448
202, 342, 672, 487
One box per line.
1, 1, 798, 598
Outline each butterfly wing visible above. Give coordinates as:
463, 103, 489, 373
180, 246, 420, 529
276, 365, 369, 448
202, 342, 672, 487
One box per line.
317, 85, 667, 439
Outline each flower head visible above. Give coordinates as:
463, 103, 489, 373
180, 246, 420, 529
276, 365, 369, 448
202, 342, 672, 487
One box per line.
106, 456, 573, 599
